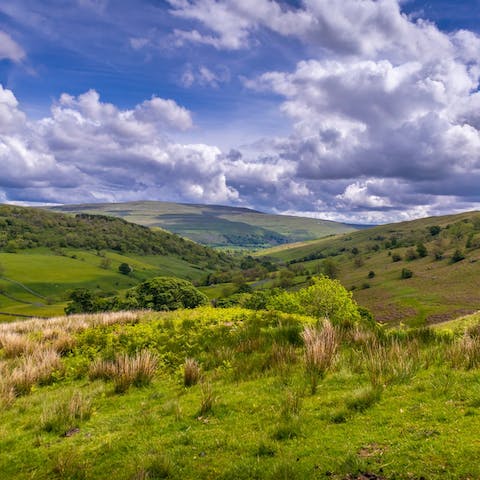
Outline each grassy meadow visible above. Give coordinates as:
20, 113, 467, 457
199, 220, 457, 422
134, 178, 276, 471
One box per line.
0, 248, 215, 318
2, 307, 480, 479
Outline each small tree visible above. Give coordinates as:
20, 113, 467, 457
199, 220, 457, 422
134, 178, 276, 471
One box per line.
368, 271, 375, 279
118, 263, 133, 275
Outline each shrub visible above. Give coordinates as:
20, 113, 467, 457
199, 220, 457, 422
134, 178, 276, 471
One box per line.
416, 242, 428, 258
118, 263, 133, 275
268, 275, 361, 328
401, 268, 413, 279
367, 271, 375, 279
451, 249, 465, 263
302, 321, 338, 394
392, 253, 402, 262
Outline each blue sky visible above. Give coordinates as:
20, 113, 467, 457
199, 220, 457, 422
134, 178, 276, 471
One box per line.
1, 0, 480, 223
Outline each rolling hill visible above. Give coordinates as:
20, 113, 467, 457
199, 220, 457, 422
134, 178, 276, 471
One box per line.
0, 205, 235, 318
258, 210, 480, 326
48, 201, 362, 249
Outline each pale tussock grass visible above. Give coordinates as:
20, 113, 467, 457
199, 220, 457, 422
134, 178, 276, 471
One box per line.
448, 333, 480, 370
364, 338, 419, 387
302, 320, 339, 394
89, 350, 158, 393
6, 348, 62, 396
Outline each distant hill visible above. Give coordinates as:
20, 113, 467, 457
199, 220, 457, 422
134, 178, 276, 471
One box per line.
49, 201, 361, 248
259, 210, 480, 326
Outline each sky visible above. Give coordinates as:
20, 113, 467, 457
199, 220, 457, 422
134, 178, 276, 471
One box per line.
1, 0, 480, 224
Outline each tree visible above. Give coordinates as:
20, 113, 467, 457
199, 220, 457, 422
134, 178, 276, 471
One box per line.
65, 288, 98, 314
118, 263, 133, 275
368, 270, 375, 279
268, 275, 361, 328
127, 276, 208, 311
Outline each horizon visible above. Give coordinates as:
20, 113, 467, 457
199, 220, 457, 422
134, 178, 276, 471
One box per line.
1, 0, 480, 224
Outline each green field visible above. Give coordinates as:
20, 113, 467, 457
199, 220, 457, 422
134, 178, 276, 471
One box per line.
2, 306, 480, 479
0, 249, 212, 318
48, 201, 360, 249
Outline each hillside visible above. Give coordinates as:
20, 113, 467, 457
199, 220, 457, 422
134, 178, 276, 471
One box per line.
2, 305, 480, 479
259, 210, 480, 326
48, 201, 361, 249
0, 205, 234, 318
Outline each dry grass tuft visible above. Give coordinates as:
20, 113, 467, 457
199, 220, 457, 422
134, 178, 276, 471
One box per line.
199, 382, 216, 416
0, 332, 35, 358
448, 334, 480, 370
269, 342, 298, 371
364, 339, 419, 387
89, 350, 158, 393
302, 320, 339, 394
183, 358, 201, 387
8, 348, 62, 396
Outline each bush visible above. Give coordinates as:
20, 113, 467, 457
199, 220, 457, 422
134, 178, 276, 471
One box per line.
451, 249, 465, 263
268, 275, 361, 328
401, 268, 413, 279
118, 263, 133, 275
416, 242, 428, 258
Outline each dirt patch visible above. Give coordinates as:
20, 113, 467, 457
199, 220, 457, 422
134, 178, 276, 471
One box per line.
343, 473, 386, 480
357, 443, 386, 458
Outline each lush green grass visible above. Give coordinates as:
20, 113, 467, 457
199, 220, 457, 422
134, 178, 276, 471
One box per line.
0, 248, 214, 318
49, 201, 360, 249
259, 210, 480, 326
2, 307, 480, 479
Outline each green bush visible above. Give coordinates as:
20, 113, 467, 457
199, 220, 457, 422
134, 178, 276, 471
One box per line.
401, 268, 413, 279
268, 275, 361, 328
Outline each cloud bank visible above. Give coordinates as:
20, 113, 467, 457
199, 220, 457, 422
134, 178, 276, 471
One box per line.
1, 0, 480, 223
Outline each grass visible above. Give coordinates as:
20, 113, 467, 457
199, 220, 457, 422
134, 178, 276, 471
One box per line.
0, 246, 215, 317
2, 307, 480, 478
